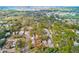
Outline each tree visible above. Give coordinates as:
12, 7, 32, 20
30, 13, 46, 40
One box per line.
51, 21, 77, 52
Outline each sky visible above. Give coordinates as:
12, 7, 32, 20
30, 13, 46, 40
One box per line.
0, 0, 79, 6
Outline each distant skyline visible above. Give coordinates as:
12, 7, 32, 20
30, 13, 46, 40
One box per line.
0, 6, 79, 11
